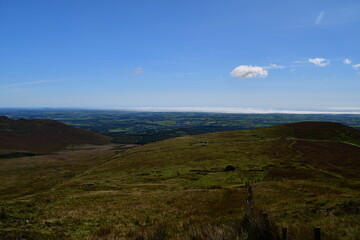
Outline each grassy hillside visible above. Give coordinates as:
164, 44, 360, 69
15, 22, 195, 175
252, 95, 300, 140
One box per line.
0, 122, 359, 239
0, 116, 112, 154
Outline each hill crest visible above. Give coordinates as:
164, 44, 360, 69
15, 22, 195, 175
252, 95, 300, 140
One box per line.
277, 121, 360, 144
0, 116, 112, 154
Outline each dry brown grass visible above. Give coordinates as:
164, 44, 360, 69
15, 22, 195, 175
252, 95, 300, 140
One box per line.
1, 122, 359, 239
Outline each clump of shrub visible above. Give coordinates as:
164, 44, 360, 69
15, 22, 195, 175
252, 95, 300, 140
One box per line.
130, 183, 280, 240
130, 224, 169, 240
240, 182, 279, 240
0, 208, 7, 220
188, 182, 279, 240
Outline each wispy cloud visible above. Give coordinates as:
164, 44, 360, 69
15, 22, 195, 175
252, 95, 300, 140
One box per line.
292, 60, 306, 64
263, 64, 285, 69
2, 80, 56, 89
134, 67, 143, 75
329, 5, 360, 25
308, 58, 330, 67
315, 11, 325, 24
291, 60, 309, 68
343, 58, 352, 64
352, 63, 360, 69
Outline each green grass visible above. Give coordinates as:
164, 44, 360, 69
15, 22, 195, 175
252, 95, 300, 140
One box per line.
0, 122, 359, 239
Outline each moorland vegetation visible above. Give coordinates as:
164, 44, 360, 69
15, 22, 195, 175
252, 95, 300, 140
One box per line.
0, 119, 359, 239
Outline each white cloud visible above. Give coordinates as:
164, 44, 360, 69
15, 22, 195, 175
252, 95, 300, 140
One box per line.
264, 64, 285, 69
308, 58, 330, 67
316, 11, 325, 24
352, 63, 360, 69
134, 67, 143, 75
343, 58, 352, 64
230, 65, 268, 79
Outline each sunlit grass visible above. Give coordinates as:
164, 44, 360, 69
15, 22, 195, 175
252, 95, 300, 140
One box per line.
1, 123, 359, 239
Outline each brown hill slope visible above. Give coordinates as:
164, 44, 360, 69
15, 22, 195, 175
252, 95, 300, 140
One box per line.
283, 121, 360, 142
0, 116, 111, 154
0, 121, 359, 239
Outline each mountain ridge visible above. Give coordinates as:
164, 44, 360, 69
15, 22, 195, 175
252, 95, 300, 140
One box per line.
0, 116, 112, 154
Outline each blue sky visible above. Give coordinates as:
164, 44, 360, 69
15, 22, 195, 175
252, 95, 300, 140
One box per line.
1, 0, 360, 112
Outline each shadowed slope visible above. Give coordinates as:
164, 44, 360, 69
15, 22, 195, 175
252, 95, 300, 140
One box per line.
283, 121, 360, 143
0, 116, 112, 154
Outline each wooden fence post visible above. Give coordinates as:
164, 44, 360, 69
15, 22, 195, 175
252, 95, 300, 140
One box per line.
282, 227, 287, 240
314, 227, 321, 240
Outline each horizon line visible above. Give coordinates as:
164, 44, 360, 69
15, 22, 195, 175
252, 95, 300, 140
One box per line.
1, 106, 360, 114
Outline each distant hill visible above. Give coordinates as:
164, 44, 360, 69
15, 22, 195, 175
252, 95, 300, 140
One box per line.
93, 121, 360, 180
283, 121, 360, 142
0, 116, 112, 154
